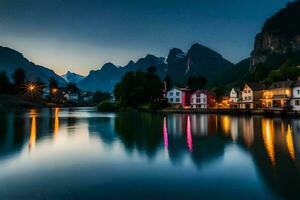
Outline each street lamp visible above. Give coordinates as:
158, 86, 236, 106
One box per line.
25, 81, 38, 95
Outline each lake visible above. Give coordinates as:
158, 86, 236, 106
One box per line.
0, 107, 299, 199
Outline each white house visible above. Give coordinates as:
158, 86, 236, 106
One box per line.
166, 87, 182, 104
229, 88, 239, 103
291, 79, 300, 111
65, 93, 79, 102
42, 88, 50, 99
239, 83, 265, 109
166, 87, 190, 107
190, 90, 208, 109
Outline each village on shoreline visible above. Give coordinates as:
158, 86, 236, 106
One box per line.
163, 78, 300, 116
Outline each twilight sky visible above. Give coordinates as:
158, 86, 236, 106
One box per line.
0, 0, 292, 75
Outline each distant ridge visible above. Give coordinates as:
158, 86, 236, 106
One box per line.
0, 46, 66, 85
62, 71, 85, 83
78, 43, 234, 92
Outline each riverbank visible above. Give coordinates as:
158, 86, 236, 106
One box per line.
0, 94, 46, 110
0, 95, 95, 111
157, 108, 300, 117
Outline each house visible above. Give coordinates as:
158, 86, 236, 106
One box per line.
64, 92, 79, 102
229, 88, 240, 108
239, 83, 265, 109
190, 90, 215, 109
260, 80, 293, 109
290, 79, 300, 111
42, 88, 50, 99
79, 91, 94, 103
166, 87, 191, 108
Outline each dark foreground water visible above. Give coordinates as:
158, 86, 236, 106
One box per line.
0, 108, 299, 199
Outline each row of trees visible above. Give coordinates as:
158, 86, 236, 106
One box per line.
0, 68, 28, 94
114, 69, 163, 108
113, 66, 212, 109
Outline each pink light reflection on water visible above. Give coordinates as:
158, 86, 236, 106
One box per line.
163, 116, 169, 151
186, 115, 193, 152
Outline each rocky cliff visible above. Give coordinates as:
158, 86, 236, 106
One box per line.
250, 0, 300, 70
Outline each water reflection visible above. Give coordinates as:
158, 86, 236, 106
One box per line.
0, 109, 300, 199
28, 109, 37, 150
262, 119, 276, 166
53, 108, 60, 138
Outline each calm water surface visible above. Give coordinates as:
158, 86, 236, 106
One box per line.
0, 107, 299, 199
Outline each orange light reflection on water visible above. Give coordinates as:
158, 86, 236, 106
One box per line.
286, 124, 295, 161
29, 109, 37, 150
54, 108, 60, 138
262, 119, 276, 166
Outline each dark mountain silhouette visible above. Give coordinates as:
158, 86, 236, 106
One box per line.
0, 46, 66, 85
249, 0, 300, 82
79, 43, 234, 92
62, 71, 85, 83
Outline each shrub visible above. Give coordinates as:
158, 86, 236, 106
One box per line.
97, 100, 117, 112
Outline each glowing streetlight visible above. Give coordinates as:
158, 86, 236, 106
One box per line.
25, 81, 38, 95
52, 88, 58, 94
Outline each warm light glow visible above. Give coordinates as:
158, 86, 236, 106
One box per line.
262, 119, 276, 166
186, 115, 193, 152
29, 109, 37, 150
286, 125, 295, 160
25, 81, 39, 95
221, 116, 230, 135
241, 118, 254, 147
52, 88, 58, 94
54, 108, 60, 138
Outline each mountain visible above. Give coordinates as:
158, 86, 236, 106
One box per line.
250, 0, 300, 71
166, 43, 234, 82
0, 46, 66, 85
62, 71, 85, 83
79, 43, 234, 92
78, 55, 167, 92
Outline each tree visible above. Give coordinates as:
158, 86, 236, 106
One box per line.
147, 66, 157, 74
187, 75, 207, 90
114, 71, 163, 108
49, 77, 58, 90
93, 90, 111, 103
212, 86, 225, 102
164, 75, 172, 91
13, 68, 25, 87
49, 77, 59, 97
67, 82, 79, 93
0, 71, 12, 94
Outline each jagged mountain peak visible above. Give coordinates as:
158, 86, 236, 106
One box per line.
166, 48, 185, 64
101, 62, 118, 70
188, 43, 222, 59
62, 71, 84, 83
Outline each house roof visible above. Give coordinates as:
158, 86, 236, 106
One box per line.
191, 89, 215, 96
168, 86, 190, 92
292, 79, 300, 87
267, 80, 293, 89
233, 87, 240, 92
244, 83, 266, 91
